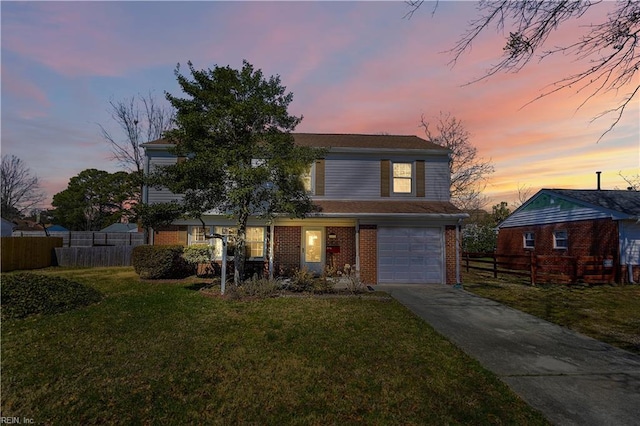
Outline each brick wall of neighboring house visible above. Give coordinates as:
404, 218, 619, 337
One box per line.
359, 225, 377, 285
326, 226, 356, 273
497, 218, 620, 279
154, 225, 188, 245
497, 219, 618, 258
273, 226, 301, 276
444, 225, 459, 285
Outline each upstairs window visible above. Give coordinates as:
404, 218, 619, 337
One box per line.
554, 230, 568, 249
393, 162, 413, 194
523, 232, 535, 249
301, 164, 314, 194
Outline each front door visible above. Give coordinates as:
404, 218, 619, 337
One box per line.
302, 227, 324, 275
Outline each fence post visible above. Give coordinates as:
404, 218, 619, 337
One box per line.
493, 252, 498, 278
530, 252, 536, 286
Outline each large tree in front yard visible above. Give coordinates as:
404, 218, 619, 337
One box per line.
154, 60, 322, 284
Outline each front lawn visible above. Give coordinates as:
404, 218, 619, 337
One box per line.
1, 267, 548, 424
463, 269, 640, 354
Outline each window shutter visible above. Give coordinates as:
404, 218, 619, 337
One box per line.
380, 160, 390, 197
315, 159, 325, 196
416, 160, 425, 197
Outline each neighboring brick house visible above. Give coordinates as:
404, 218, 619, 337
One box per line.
497, 189, 640, 283
142, 133, 468, 285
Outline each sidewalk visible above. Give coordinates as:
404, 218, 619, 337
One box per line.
377, 284, 640, 426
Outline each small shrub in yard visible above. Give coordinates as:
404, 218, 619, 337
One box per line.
314, 266, 339, 294
227, 275, 282, 299
132, 245, 194, 279
182, 244, 214, 277
286, 267, 315, 292
1, 273, 103, 319
344, 264, 365, 294
182, 244, 213, 264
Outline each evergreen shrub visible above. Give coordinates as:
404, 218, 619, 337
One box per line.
132, 245, 193, 279
1, 273, 103, 319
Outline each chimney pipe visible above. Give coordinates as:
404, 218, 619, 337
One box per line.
596, 171, 601, 190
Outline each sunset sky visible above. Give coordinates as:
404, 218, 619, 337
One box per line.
2, 1, 638, 211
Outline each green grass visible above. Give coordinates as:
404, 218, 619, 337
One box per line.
463, 269, 640, 354
2, 267, 548, 424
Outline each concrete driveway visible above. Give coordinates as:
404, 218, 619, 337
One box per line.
377, 284, 640, 426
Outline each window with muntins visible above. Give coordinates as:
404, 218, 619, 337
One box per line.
190, 226, 211, 245
214, 226, 265, 259
523, 232, 535, 248
553, 230, 568, 249
393, 162, 413, 194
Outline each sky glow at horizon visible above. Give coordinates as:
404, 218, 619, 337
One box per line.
2, 1, 638, 211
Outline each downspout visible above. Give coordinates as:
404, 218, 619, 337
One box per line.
454, 219, 462, 288
355, 220, 360, 275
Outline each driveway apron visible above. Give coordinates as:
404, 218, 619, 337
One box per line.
377, 284, 640, 426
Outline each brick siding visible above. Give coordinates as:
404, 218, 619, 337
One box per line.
497, 218, 625, 281
273, 226, 301, 275
444, 225, 459, 285
497, 219, 618, 258
326, 226, 356, 273
154, 225, 188, 245
359, 225, 377, 284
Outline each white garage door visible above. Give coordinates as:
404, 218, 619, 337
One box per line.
378, 227, 444, 284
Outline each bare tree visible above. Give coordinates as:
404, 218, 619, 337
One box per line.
619, 172, 640, 191
1, 155, 45, 220
406, 1, 640, 141
421, 112, 494, 210
98, 92, 174, 175
513, 183, 534, 208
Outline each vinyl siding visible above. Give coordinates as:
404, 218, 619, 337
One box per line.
144, 150, 451, 203
147, 155, 184, 204
322, 156, 449, 201
425, 158, 450, 201
324, 158, 381, 198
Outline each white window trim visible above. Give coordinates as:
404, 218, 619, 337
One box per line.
213, 226, 267, 260
553, 230, 568, 249
392, 161, 414, 195
523, 232, 535, 249
189, 225, 213, 246
301, 163, 315, 195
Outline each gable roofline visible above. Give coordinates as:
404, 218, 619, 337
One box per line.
498, 188, 640, 228
142, 133, 449, 154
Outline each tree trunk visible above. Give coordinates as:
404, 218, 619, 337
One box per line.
234, 209, 250, 285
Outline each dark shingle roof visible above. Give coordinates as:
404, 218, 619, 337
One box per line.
292, 133, 445, 151
547, 189, 640, 216
313, 200, 464, 216
144, 133, 446, 151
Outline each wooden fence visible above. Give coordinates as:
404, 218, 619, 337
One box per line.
462, 252, 617, 285
11, 231, 144, 247
54, 246, 135, 267
1, 237, 63, 272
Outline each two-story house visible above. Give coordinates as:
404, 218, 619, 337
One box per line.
142, 133, 467, 285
